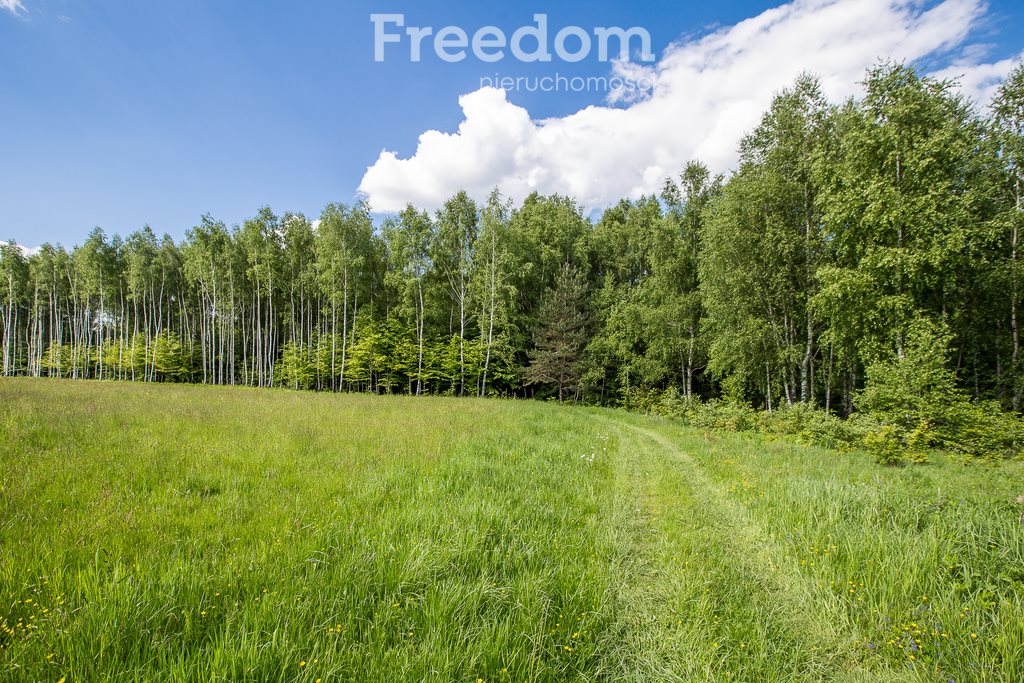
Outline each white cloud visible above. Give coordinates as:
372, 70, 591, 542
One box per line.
0, 241, 39, 257
931, 52, 1024, 107
358, 0, 1019, 214
0, 0, 25, 16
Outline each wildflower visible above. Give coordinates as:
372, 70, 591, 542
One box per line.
300, 661, 306, 667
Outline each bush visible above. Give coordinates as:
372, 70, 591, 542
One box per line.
691, 399, 758, 432
862, 421, 930, 465
623, 386, 758, 432
623, 346, 1024, 464
864, 425, 906, 465
858, 324, 1024, 460
934, 400, 1024, 461
756, 403, 873, 452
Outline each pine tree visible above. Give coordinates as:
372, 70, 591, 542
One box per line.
524, 261, 588, 402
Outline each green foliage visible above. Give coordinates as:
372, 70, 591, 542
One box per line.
584, 165, 717, 400
814, 63, 1001, 374
3, 61, 1024, 463
278, 341, 315, 390
623, 386, 758, 432
525, 261, 589, 402
859, 324, 1024, 459
755, 403, 875, 452
628, 386, 873, 451
39, 342, 70, 377
718, 373, 747, 405
936, 399, 1024, 461
153, 332, 187, 380
863, 425, 906, 465
857, 324, 958, 426
700, 75, 828, 406
861, 419, 929, 466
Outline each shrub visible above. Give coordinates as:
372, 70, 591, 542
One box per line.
858, 324, 1023, 460
934, 400, 1024, 461
623, 387, 760, 431
864, 425, 907, 465
756, 403, 874, 452
623, 348, 1024, 464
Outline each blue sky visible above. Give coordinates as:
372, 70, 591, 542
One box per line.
2, 0, 1023, 248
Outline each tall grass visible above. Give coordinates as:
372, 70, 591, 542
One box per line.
1, 378, 1021, 681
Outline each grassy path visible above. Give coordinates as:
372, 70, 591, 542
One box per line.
595, 410, 1022, 682
594, 412, 898, 681
1, 379, 1021, 681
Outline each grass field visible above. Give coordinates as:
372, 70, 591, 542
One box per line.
1, 378, 1022, 682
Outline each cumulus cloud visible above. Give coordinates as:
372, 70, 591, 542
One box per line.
931, 52, 1024, 107
0, 241, 39, 257
0, 0, 25, 16
358, 0, 1020, 213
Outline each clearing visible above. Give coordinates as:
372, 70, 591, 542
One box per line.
1, 379, 1022, 681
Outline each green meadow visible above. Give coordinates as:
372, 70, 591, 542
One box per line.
1, 378, 1022, 682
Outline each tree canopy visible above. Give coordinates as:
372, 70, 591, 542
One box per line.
3, 61, 1024, 420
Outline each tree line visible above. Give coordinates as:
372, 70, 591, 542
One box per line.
2, 62, 1024, 416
